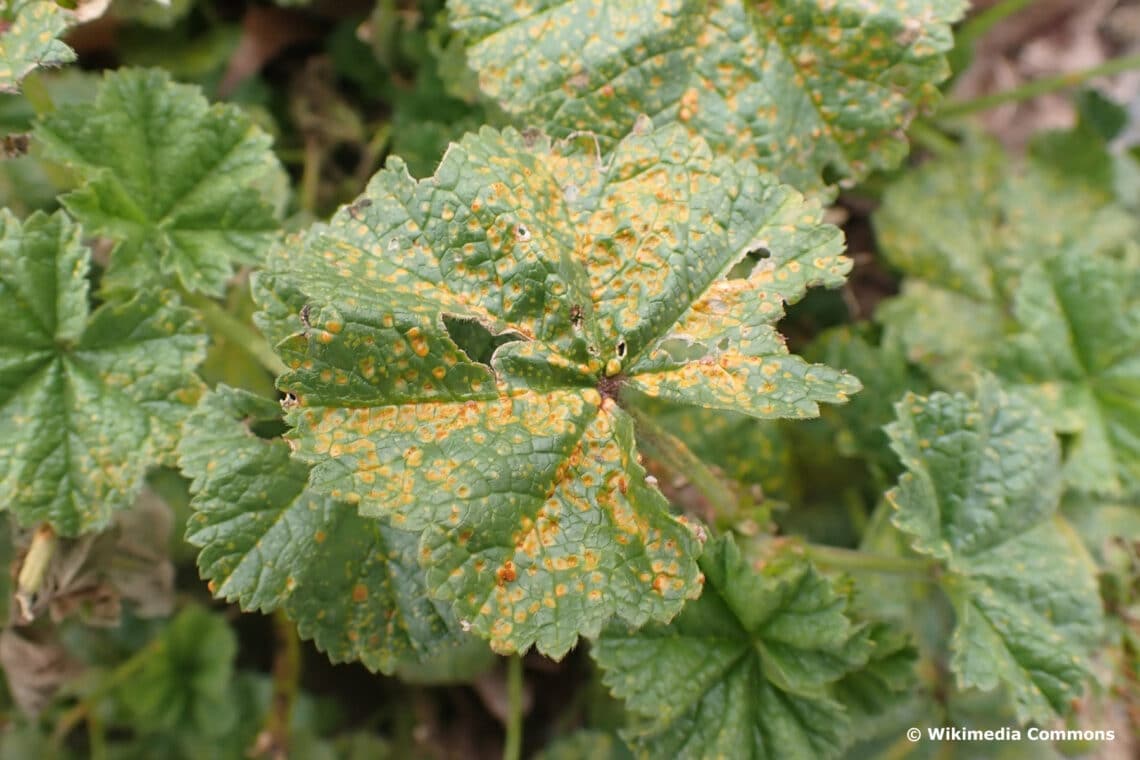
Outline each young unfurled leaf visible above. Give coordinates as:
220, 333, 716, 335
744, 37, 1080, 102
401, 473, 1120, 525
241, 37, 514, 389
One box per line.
257, 122, 857, 657
885, 377, 1104, 724
34, 68, 288, 297
0, 1, 77, 94
996, 254, 1140, 497
592, 536, 871, 759
0, 211, 205, 536
179, 386, 486, 674
449, 0, 966, 194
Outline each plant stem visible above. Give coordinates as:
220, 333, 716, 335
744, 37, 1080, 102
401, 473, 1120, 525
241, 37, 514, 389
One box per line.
15, 524, 56, 622
251, 609, 302, 759
907, 120, 957, 157
180, 289, 287, 377
955, 0, 1034, 51
802, 543, 936, 578
53, 637, 164, 745
939, 53, 1140, 119
626, 404, 740, 523
502, 655, 524, 760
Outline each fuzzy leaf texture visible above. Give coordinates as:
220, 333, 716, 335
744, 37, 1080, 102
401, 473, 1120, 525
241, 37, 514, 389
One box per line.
257, 121, 858, 657
179, 386, 483, 674
874, 140, 1140, 494
872, 139, 1137, 390
997, 253, 1140, 497
592, 536, 872, 759
0, 210, 205, 535
885, 376, 1104, 724
449, 0, 966, 195
0, 1, 76, 93
34, 67, 288, 297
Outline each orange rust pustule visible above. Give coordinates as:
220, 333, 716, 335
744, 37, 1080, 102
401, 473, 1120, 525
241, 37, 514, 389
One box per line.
597, 374, 624, 402
496, 561, 517, 586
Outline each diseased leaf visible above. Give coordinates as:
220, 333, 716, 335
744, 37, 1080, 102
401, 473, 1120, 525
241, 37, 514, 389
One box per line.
0, 210, 205, 536
179, 386, 486, 674
592, 536, 871, 759
34, 67, 288, 297
885, 376, 1104, 724
832, 622, 917, 734
872, 140, 1138, 390
996, 254, 1140, 497
450, 0, 966, 194
0, 1, 76, 94
258, 121, 857, 657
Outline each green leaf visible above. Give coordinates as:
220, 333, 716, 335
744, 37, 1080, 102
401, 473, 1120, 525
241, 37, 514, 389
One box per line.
259, 122, 858, 656
0, 1, 76, 94
34, 67, 288, 297
179, 386, 486, 674
885, 376, 1104, 723
873, 139, 1138, 391
535, 730, 634, 760
0, 210, 205, 536
116, 605, 238, 737
832, 622, 917, 734
996, 253, 1140, 497
449, 0, 966, 194
592, 536, 871, 759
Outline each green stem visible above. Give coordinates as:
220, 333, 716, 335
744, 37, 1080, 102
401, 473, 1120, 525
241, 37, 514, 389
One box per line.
802, 543, 937, 578
939, 53, 1140, 119
300, 138, 322, 214
180, 290, 287, 377
503, 655, 524, 760
626, 404, 740, 524
955, 0, 1034, 51
907, 120, 957, 157
53, 637, 164, 745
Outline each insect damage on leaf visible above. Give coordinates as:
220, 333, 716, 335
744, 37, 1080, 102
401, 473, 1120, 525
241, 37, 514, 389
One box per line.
449, 0, 967, 195
257, 121, 858, 657
0, 210, 206, 536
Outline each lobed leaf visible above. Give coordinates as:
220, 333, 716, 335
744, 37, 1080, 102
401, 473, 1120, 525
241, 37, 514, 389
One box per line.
34, 67, 288, 297
872, 140, 1138, 391
592, 536, 871, 759
885, 376, 1104, 723
0, 210, 205, 536
179, 386, 486, 674
257, 121, 857, 656
0, 1, 76, 94
450, 0, 966, 195
996, 253, 1140, 497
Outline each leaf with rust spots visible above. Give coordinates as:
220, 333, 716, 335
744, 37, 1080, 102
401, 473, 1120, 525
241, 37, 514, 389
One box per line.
874, 141, 1140, 493
179, 386, 491, 676
449, 0, 967, 195
34, 68, 288, 297
0, 1, 76, 94
0, 210, 206, 536
592, 535, 873, 759
885, 377, 1104, 724
259, 122, 857, 657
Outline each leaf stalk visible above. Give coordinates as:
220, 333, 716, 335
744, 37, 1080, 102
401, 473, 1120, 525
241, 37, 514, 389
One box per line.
503, 655, 524, 760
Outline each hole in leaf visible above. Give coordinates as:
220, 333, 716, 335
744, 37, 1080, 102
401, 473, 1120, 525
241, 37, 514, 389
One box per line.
616, 340, 627, 359
443, 315, 522, 365
728, 247, 770, 279
655, 338, 707, 363
250, 418, 289, 439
